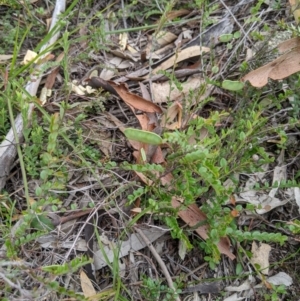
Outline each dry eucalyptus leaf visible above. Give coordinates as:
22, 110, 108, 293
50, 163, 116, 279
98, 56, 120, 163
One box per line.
166, 9, 190, 20
0, 54, 13, 62
80, 270, 96, 298
266, 272, 293, 286
148, 46, 210, 77
155, 31, 177, 47
277, 37, 300, 53
255, 195, 289, 215
172, 198, 236, 260
242, 44, 300, 87
251, 242, 271, 275
152, 76, 212, 103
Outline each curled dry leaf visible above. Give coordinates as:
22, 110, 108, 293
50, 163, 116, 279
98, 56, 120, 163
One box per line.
109, 81, 163, 113
88, 77, 162, 113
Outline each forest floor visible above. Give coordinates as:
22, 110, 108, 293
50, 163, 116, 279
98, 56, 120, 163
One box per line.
1, 0, 300, 300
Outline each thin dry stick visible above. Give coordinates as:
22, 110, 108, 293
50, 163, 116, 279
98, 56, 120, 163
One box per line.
134, 226, 181, 301
0, 0, 66, 189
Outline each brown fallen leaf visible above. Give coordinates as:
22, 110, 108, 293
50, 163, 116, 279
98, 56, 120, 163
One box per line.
45, 67, 60, 89
110, 49, 140, 62
165, 9, 190, 21
146, 31, 177, 54
88, 77, 162, 113
136, 114, 153, 131
109, 81, 163, 113
277, 37, 300, 53
150, 147, 165, 164
133, 170, 153, 186
139, 82, 159, 127
172, 198, 236, 260
242, 43, 300, 87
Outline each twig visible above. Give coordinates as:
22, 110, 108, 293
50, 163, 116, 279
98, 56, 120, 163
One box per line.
134, 226, 181, 301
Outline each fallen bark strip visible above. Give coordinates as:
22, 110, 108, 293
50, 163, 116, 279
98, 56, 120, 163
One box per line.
0, 0, 66, 190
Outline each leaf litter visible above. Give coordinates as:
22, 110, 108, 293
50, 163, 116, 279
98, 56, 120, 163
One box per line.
1, 0, 300, 300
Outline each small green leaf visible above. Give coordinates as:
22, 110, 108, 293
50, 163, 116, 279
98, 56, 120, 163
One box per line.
219, 33, 233, 42
41, 152, 53, 164
40, 170, 49, 180
31, 215, 55, 231
212, 66, 219, 73
236, 263, 243, 275
222, 80, 244, 91
35, 186, 42, 196
233, 31, 241, 39
220, 158, 227, 168
124, 128, 162, 145
239, 131, 246, 140
227, 43, 233, 50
